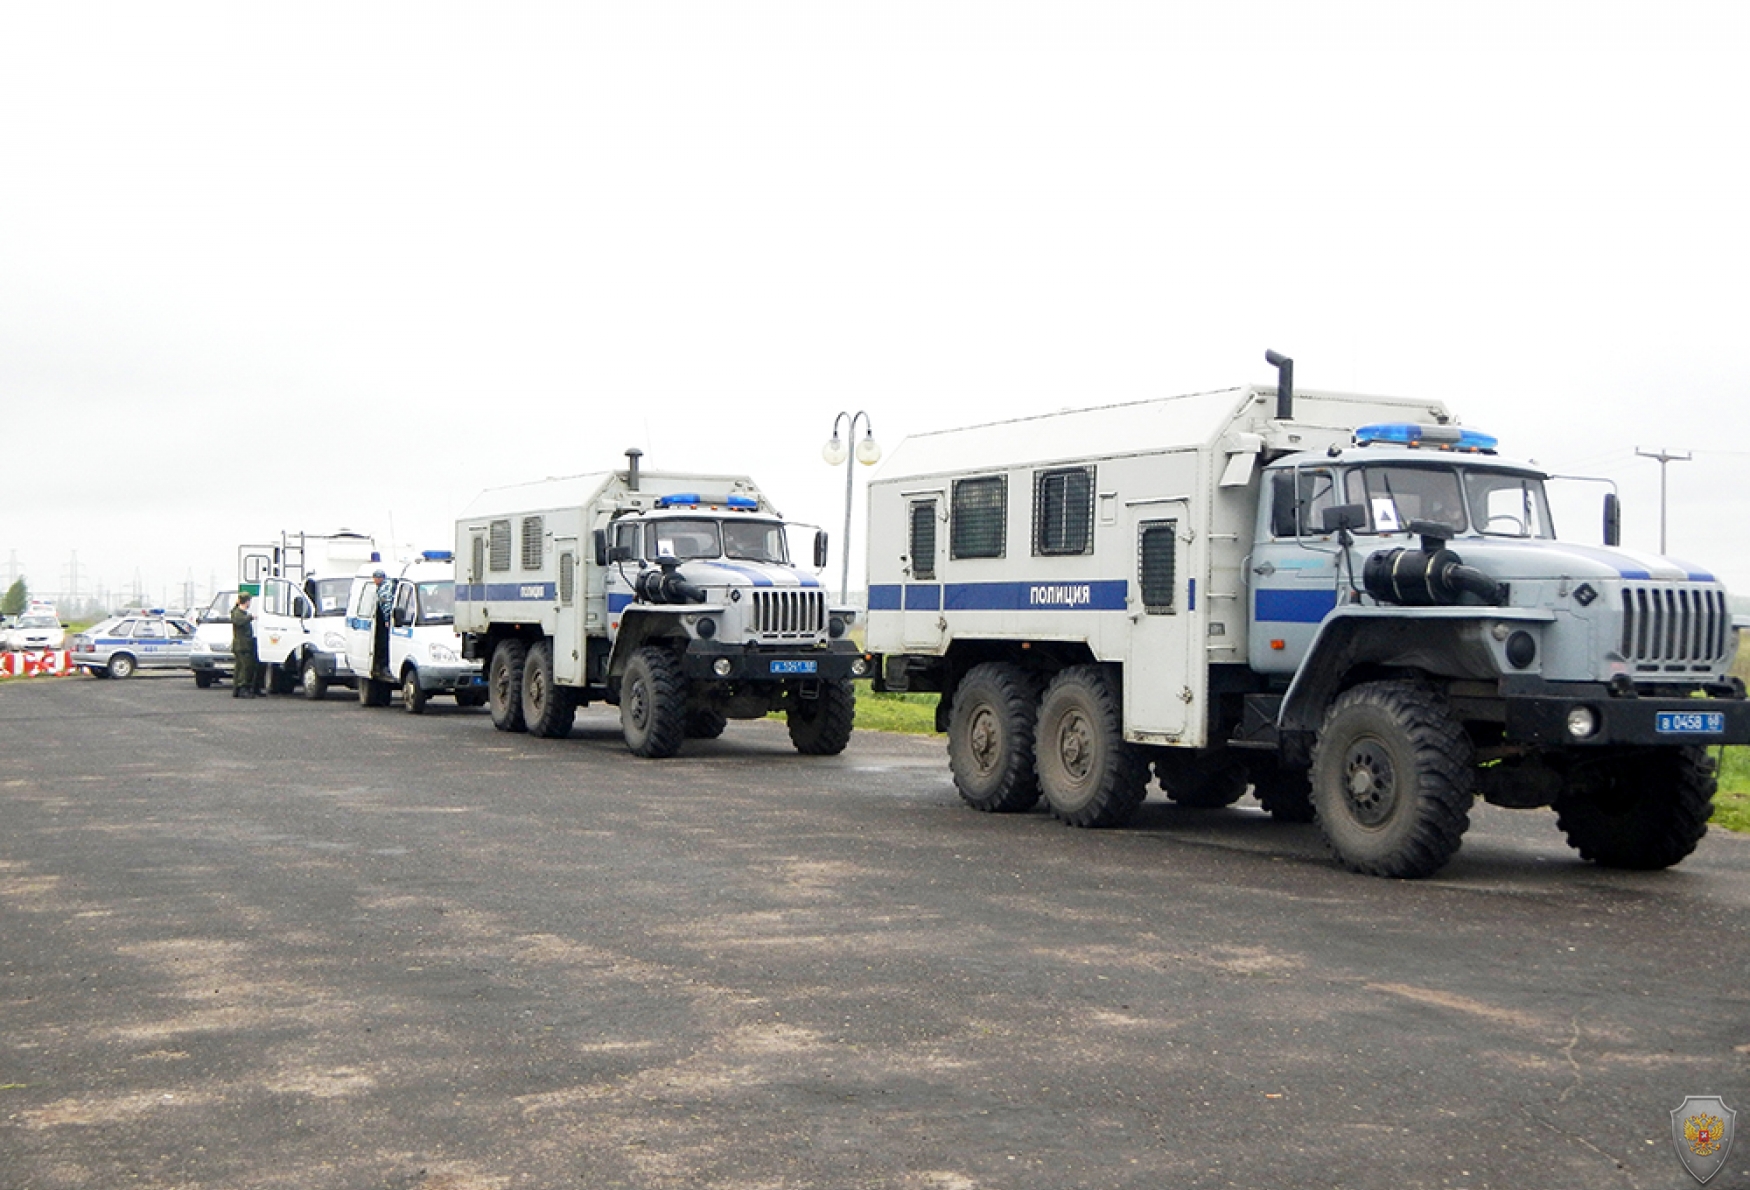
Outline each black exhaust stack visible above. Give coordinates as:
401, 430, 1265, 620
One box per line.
625, 447, 643, 492
1265, 349, 1294, 419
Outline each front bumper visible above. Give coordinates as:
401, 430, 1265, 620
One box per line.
1504, 679, 1750, 747
679, 641, 870, 683
190, 652, 233, 675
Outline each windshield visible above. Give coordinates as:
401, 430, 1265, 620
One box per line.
723, 520, 788, 564
17, 614, 58, 628
309, 577, 353, 616
1342, 464, 1556, 539
645, 518, 722, 561
200, 592, 236, 623
1345, 466, 1468, 534
415, 580, 455, 625
1463, 470, 1556, 539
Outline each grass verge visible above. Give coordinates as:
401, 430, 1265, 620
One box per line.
1715, 747, 1750, 833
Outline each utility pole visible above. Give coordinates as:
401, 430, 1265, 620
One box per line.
1634, 447, 1692, 555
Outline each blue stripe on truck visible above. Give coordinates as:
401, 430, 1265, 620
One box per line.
1254, 588, 1338, 624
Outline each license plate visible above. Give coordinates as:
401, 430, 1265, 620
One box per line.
770, 660, 817, 675
1656, 711, 1725, 735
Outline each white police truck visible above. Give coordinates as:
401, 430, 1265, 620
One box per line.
454, 451, 869, 758
343, 552, 486, 712
865, 355, 1747, 878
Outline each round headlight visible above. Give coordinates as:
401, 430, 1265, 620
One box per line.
1505, 630, 1537, 669
828, 616, 846, 639
851, 656, 870, 677
1565, 706, 1599, 739
712, 657, 733, 677
696, 616, 717, 639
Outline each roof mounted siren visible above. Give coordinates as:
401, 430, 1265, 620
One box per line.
1265, 349, 1293, 420
625, 447, 643, 492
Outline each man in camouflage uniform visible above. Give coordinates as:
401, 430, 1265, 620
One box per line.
230, 591, 259, 698
371, 569, 394, 681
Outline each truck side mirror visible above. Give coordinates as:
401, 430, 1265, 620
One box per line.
1321, 504, 1367, 533
593, 529, 608, 567
814, 530, 829, 569
1603, 492, 1621, 547
609, 545, 635, 564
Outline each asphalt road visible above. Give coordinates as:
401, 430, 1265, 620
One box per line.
2, 673, 1747, 1190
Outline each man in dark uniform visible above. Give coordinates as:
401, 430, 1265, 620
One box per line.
230, 591, 259, 698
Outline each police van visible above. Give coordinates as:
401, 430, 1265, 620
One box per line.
342, 552, 485, 712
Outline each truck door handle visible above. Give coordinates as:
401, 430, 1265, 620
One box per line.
1252, 562, 1276, 577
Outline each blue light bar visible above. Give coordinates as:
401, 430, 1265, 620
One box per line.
726, 495, 759, 510
655, 493, 700, 508
421, 549, 454, 561
1354, 422, 1498, 452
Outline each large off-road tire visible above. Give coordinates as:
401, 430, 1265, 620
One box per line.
357, 675, 392, 707
1310, 681, 1474, 878
684, 708, 728, 740
193, 671, 216, 689
401, 669, 429, 715
621, 646, 687, 758
1247, 759, 1317, 823
301, 655, 329, 701
1035, 665, 1148, 827
946, 662, 1041, 813
1154, 750, 1249, 808
489, 640, 528, 733
521, 639, 578, 738
787, 679, 857, 756
1553, 747, 1713, 869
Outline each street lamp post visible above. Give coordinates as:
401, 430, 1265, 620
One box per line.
822, 411, 880, 603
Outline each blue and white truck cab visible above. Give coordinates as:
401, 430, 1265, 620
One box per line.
343, 552, 485, 713
865, 355, 1745, 878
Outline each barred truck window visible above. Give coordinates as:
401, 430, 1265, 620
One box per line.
1138, 521, 1177, 612
951, 476, 1007, 559
1034, 465, 1095, 556
489, 520, 512, 572
470, 535, 484, 583
559, 553, 576, 605
909, 500, 937, 579
521, 516, 545, 570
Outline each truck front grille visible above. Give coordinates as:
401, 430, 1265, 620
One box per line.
752, 589, 825, 640
1619, 584, 1732, 671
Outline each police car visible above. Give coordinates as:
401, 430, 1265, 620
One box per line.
71, 611, 199, 678
5, 611, 66, 651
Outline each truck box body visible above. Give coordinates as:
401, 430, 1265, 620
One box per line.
866, 386, 1450, 749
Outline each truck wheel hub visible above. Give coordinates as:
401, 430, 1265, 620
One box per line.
1342, 740, 1396, 827
969, 707, 999, 773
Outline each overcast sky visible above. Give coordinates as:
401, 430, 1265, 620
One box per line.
3, 1, 1747, 610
